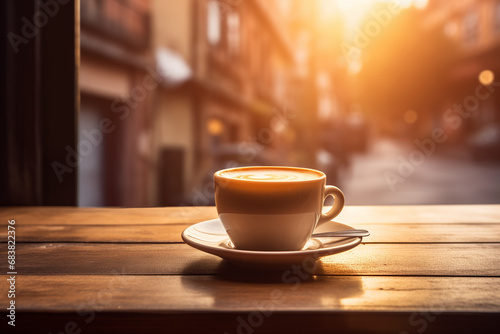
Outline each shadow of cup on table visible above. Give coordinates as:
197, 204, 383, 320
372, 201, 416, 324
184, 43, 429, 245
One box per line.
180, 259, 365, 311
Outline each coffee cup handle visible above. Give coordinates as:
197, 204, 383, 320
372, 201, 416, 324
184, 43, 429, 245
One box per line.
318, 186, 345, 226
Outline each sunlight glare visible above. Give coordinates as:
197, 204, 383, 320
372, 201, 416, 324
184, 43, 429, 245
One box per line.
348, 59, 363, 75
335, 0, 374, 38
413, 0, 429, 9
332, 0, 425, 40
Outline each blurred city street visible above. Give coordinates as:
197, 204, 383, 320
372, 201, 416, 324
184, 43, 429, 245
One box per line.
69, 0, 500, 207
342, 138, 500, 205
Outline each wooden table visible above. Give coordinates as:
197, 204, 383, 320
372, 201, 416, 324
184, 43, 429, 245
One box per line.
1, 205, 500, 333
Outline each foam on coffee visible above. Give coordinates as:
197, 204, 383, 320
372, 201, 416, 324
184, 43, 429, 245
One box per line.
220, 168, 321, 181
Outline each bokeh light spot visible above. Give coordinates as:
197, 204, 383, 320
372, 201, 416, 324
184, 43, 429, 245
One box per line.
478, 70, 495, 86
207, 118, 224, 136
403, 110, 418, 124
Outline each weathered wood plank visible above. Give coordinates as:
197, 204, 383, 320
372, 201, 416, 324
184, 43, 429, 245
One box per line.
0, 206, 218, 225
2, 243, 499, 276
1, 275, 499, 313
1, 205, 499, 226
1, 206, 499, 334
2, 222, 499, 243
0, 224, 188, 243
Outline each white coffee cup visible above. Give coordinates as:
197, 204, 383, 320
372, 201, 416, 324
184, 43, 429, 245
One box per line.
214, 166, 345, 251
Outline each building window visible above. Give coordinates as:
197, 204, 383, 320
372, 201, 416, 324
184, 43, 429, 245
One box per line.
495, 1, 500, 33
462, 10, 479, 46
207, 0, 221, 45
227, 11, 240, 56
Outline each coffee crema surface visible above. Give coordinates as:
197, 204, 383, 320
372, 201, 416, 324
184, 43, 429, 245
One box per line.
219, 168, 321, 181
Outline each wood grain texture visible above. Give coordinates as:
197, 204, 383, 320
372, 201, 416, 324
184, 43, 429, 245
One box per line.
2, 243, 499, 276
0, 206, 218, 225
1, 275, 499, 313
1, 205, 499, 334
1, 205, 499, 226
0, 224, 189, 243
2, 222, 499, 243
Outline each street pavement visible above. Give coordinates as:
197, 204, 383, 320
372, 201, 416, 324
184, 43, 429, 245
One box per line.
339, 138, 500, 205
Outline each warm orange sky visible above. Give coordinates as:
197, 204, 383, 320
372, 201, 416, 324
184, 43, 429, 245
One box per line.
316, 0, 430, 74
320, 0, 428, 32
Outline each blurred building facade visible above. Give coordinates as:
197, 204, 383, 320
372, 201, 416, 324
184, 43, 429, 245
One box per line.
79, 0, 153, 206
151, 0, 323, 206
423, 0, 500, 141
79, 0, 325, 206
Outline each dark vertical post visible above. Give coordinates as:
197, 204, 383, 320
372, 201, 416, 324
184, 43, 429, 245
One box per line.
0, 0, 43, 205
0, 0, 78, 206
39, 0, 78, 205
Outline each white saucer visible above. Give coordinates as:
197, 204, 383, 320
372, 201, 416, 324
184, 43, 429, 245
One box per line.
181, 219, 363, 269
